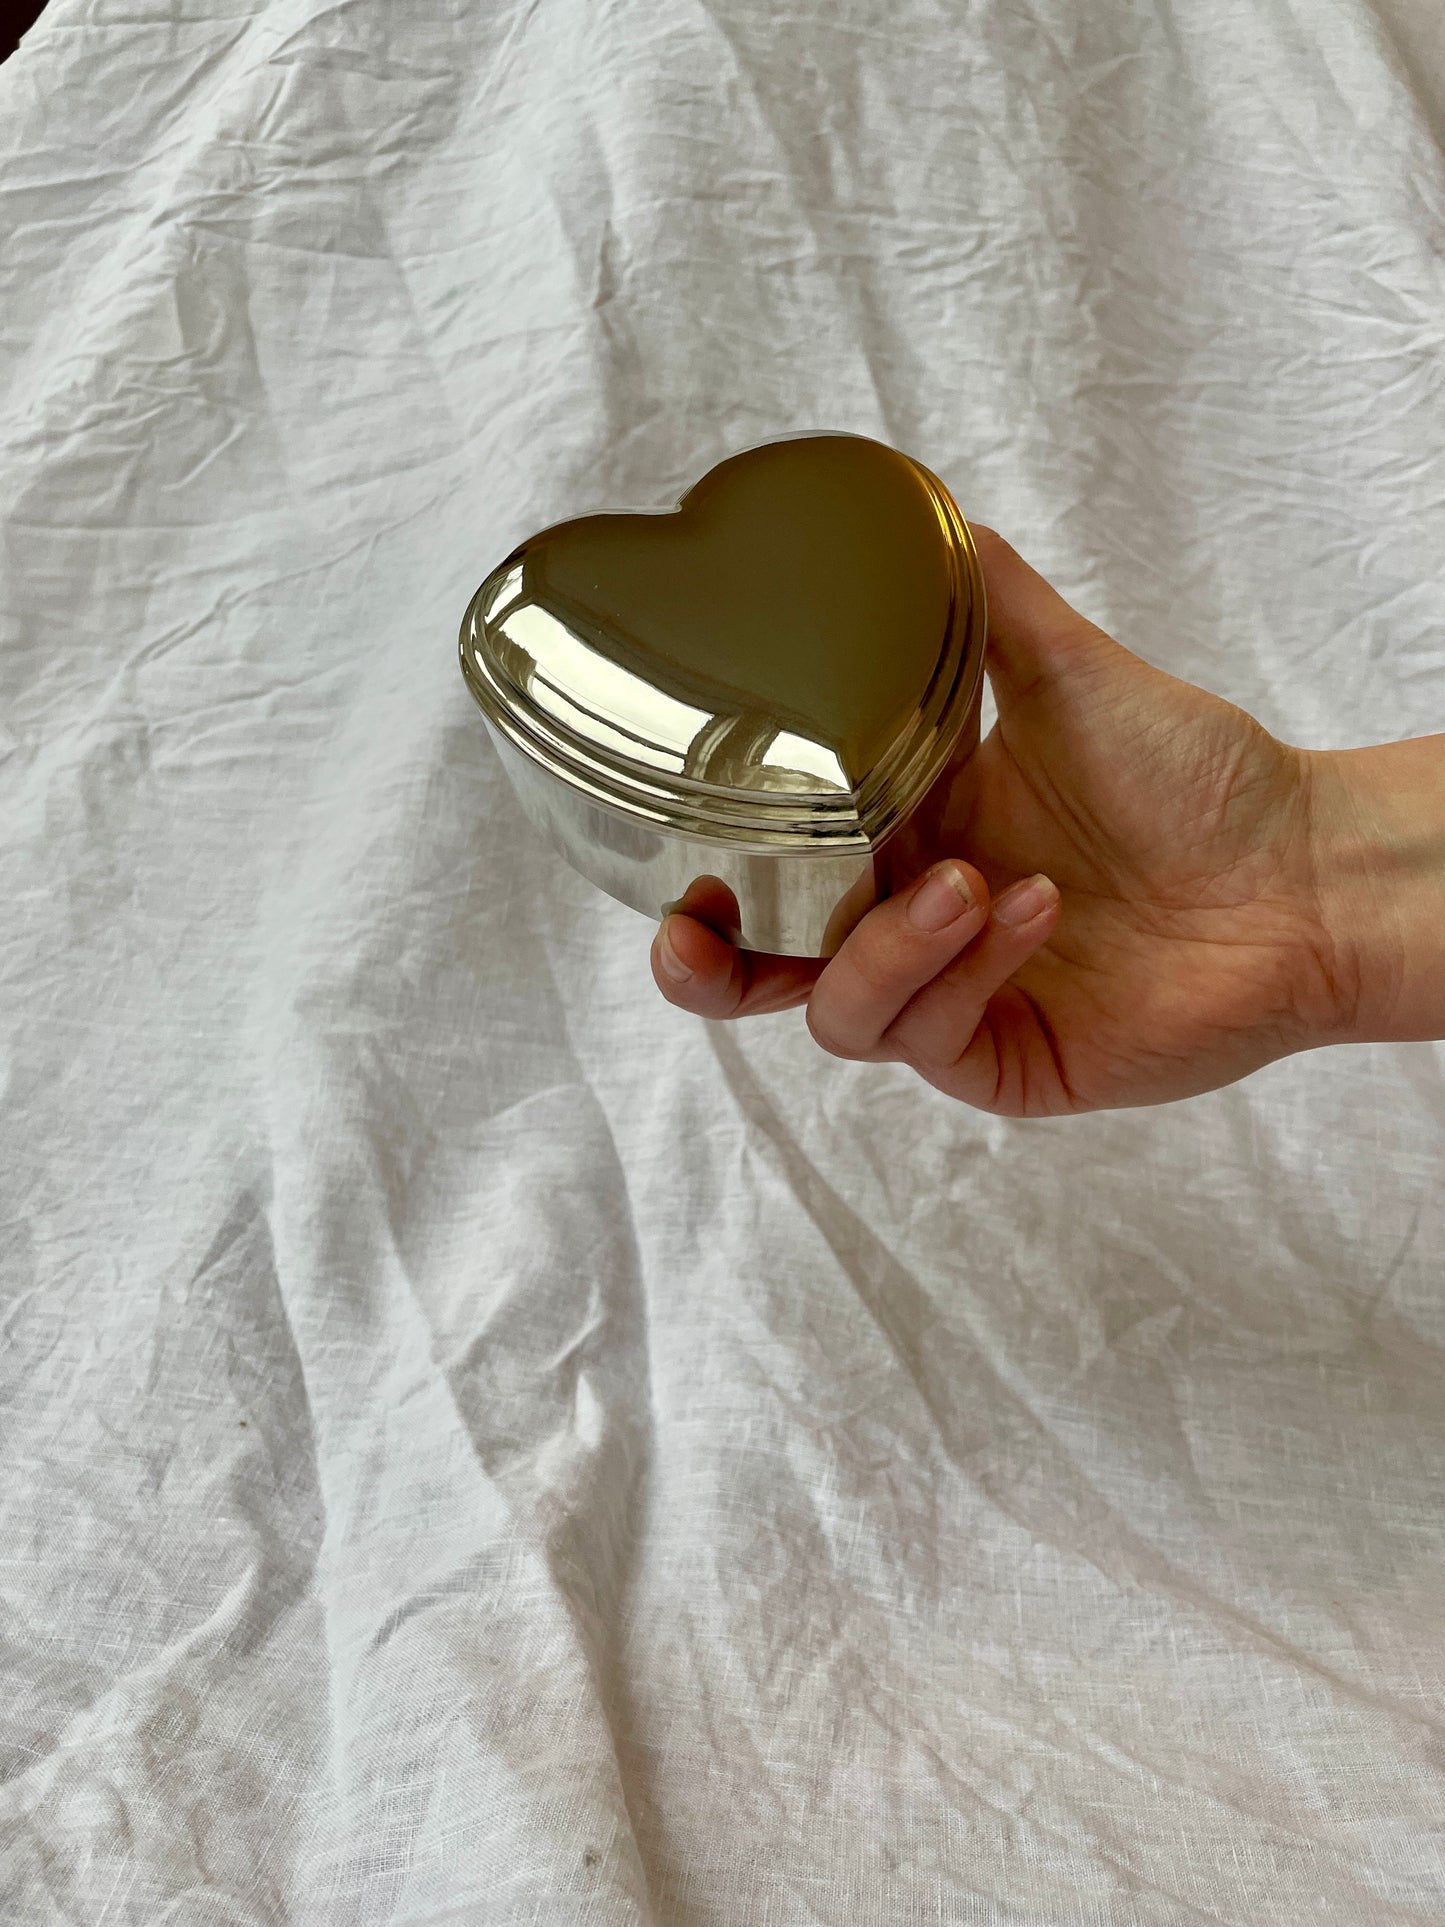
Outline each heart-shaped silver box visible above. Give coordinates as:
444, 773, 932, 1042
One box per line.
460, 433, 987, 956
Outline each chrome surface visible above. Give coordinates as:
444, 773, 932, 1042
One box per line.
460, 433, 987, 954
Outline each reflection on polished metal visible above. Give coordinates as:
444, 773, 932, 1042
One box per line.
459, 433, 988, 955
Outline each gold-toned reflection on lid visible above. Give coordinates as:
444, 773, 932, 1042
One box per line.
502, 603, 712, 775
460, 433, 984, 851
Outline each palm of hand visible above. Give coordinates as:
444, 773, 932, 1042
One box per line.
941, 630, 1327, 1110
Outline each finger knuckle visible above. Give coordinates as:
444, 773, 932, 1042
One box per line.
805, 1005, 865, 1061
967, 522, 1011, 565
841, 936, 904, 999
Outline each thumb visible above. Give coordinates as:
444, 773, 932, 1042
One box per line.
968, 525, 1118, 710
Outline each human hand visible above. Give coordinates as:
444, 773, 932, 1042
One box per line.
650, 529, 1354, 1115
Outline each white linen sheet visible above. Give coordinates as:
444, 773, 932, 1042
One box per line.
3, 0, 1444, 1919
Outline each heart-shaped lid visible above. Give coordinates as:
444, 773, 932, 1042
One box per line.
460, 433, 986, 851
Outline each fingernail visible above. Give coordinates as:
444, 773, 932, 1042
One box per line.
907, 861, 976, 932
656, 920, 694, 983
992, 873, 1059, 928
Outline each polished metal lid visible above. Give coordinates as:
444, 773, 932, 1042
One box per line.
459, 433, 986, 852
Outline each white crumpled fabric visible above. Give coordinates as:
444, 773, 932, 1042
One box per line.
3, 1, 1444, 1920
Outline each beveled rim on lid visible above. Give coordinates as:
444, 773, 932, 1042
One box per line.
459, 440, 987, 854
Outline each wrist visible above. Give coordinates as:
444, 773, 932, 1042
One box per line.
1298, 737, 1445, 1045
